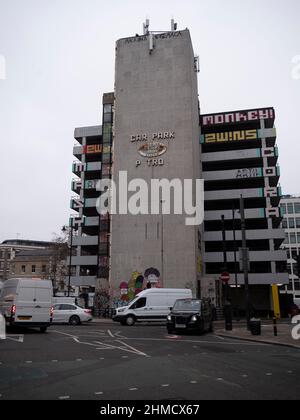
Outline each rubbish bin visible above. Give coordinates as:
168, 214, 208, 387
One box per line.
249, 318, 261, 336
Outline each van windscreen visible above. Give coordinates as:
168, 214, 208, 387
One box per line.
1, 287, 16, 301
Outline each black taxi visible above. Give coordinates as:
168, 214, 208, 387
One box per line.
166, 298, 213, 335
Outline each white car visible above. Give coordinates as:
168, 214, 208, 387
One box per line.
52, 303, 92, 325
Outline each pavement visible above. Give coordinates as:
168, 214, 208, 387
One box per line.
216, 322, 300, 349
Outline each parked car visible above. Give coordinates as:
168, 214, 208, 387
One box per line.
166, 298, 213, 335
0, 278, 53, 333
52, 303, 92, 325
113, 288, 192, 326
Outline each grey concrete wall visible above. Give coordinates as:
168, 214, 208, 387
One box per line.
111, 30, 201, 293
202, 148, 261, 162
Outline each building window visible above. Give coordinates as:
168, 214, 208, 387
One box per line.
32, 265, 36, 273
104, 104, 112, 114
282, 219, 287, 229
297, 233, 300, 244
42, 265, 47, 273
0, 262, 4, 270
22, 265, 26, 273
296, 218, 300, 228
295, 203, 300, 214
287, 204, 294, 214
280, 204, 287, 215
294, 281, 300, 291
290, 233, 296, 244
288, 218, 295, 229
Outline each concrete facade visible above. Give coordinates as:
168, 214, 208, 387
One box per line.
110, 29, 201, 299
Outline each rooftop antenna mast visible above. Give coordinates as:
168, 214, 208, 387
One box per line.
171, 18, 178, 31
143, 18, 150, 35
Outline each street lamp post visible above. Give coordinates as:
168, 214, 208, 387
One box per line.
239, 195, 250, 329
232, 206, 238, 290
221, 215, 229, 301
62, 221, 74, 297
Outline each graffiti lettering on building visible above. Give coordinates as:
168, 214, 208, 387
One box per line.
201, 108, 274, 126
203, 130, 257, 144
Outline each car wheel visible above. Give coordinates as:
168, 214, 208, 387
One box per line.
125, 315, 136, 326
40, 327, 47, 333
69, 315, 80, 326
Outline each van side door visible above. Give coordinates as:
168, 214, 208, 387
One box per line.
32, 285, 52, 323
129, 297, 147, 321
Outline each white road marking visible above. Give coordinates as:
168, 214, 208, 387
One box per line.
6, 335, 24, 343
107, 330, 115, 338
242, 375, 248, 378
115, 339, 149, 357
190, 381, 198, 384
76, 359, 82, 362
266, 373, 273, 376
217, 378, 224, 381
122, 356, 129, 359
129, 388, 138, 391
52, 360, 58, 363
161, 384, 170, 387
215, 335, 225, 341
59, 396, 70, 400
95, 392, 104, 395
25, 361, 32, 364
117, 337, 268, 346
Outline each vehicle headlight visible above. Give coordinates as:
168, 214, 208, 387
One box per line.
191, 315, 198, 322
167, 315, 172, 321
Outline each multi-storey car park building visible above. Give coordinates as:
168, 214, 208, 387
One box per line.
70, 93, 114, 291
280, 195, 300, 301
200, 108, 288, 312
68, 21, 288, 313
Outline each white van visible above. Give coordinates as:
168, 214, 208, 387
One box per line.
0, 278, 53, 333
113, 288, 192, 326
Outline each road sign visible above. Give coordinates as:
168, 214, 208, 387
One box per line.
220, 272, 230, 284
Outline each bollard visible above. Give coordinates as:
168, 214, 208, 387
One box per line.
273, 317, 278, 337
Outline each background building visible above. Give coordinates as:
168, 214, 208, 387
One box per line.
9, 248, 67, 292
200, 108, 288, 314
0, 239, 54, 282
280, 195, 300, 300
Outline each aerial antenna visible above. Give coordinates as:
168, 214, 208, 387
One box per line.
143, 18, 150, 35
171, 18, 178, 31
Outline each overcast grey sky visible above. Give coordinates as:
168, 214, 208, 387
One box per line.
0, 0, 299, 242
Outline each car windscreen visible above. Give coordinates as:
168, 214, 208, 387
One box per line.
173, 300, 201, 312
